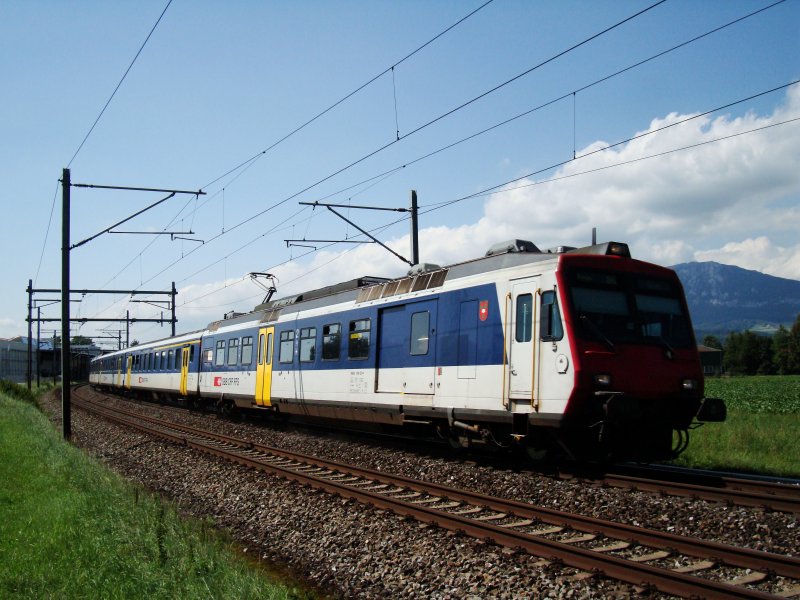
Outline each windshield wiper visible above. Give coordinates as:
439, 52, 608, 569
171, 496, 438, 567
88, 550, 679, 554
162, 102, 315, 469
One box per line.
579, 314, 615, 352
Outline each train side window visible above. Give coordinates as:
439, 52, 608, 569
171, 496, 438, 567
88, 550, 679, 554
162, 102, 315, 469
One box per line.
410, 311, 430, 356
515, 294, 533, 342
299, 327, 316, 362
161, 351, 167, 370
227, 338, 239, 366
348, 318, 370, 360
257, 334, 265, 365
266, 332, 273, 365
279, 330, 295, 363
322, 323, 341, 361
189, 345, 195, 362
215, 340, 225, 366
540, 290, 564, 341
203, 349, 213, 364
241, 336, 253, 365
168, 349, 174, 370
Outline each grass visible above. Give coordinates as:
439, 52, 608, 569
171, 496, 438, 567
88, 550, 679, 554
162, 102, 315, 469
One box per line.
0, 386, 312, 600
670, 375, 800, 477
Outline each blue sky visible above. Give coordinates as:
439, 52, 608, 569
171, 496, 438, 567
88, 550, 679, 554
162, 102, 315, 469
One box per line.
1, 0, 798, 345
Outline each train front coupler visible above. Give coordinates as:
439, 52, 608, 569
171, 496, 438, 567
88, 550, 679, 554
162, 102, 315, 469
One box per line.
695, 397, 726, 422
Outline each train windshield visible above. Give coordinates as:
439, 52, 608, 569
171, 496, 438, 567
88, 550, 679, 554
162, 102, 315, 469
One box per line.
567, 269, 693, 348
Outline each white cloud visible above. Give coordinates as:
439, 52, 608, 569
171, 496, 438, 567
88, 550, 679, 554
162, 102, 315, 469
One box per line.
695, 237, 800, 280
0, 317, 21, 340
404, 86, 800, 275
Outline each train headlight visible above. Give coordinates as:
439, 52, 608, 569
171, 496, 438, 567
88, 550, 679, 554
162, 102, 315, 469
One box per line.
594, 373, 612, 387
682, 378, 698, 391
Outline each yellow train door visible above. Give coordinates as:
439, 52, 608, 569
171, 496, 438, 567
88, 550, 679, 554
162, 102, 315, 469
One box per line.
255, 326, 274, 407
124, 356, 133, 389
115, 357, 123, 387
180, 347, 190, 395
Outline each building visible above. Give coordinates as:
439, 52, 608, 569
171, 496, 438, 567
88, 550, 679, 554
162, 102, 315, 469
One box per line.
0, 336, 102, 384
0, 337, 36, 383
697, 344, 723, 376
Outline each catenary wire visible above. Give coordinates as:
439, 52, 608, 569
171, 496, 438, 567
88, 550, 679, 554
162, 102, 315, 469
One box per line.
88, 78, 798, 327
186, 0, 670, 253
129, 114, 800, 332
200, 0, 496, 191
314, 0, 788, 208
89, 1, 497, 302
67, 0, 173, 168
33, 180, 61, 287
83, 2, 786, 332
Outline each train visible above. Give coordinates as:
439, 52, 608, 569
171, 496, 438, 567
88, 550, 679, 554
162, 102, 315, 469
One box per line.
90, 239, 726, 461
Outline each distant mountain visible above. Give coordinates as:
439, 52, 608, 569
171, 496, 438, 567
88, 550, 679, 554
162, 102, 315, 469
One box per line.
670, 261, 800, 337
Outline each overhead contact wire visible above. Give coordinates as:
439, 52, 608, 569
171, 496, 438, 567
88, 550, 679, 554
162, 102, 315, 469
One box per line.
67, 0, 173, 167
201, 0, 497, 190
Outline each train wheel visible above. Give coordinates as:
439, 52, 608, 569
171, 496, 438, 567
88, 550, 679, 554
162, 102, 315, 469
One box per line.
218, 399, 235, 417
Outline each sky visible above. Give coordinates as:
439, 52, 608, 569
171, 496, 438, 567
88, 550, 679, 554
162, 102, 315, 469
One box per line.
1, 0, 798, 347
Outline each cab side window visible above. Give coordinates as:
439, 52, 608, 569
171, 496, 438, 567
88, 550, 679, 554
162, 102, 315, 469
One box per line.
540, 290, 564, 341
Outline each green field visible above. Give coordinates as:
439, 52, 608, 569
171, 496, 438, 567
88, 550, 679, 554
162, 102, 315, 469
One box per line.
0, 386, 311, 599
671, 375, 800, 477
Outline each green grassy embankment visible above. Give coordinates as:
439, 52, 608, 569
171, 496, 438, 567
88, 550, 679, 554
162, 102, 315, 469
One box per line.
0, 383, 310, 599
671, 375, 800, 477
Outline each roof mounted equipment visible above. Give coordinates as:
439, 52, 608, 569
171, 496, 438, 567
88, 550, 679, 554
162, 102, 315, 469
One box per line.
485, 239, 540, 257
571, 241, 631, 258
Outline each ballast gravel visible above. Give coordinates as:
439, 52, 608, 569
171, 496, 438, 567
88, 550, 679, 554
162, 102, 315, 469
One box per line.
40, 391, 798, 598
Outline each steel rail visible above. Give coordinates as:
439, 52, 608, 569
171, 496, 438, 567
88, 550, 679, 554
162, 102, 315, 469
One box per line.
72, 393, 797, 598
589, 471, 800, 514
596, 463, 800, 509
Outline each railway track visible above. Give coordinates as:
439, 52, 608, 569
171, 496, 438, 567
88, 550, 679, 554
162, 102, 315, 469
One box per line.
570, 463, 800, 515
94, 387, 800, 514
72, 388, 800, 599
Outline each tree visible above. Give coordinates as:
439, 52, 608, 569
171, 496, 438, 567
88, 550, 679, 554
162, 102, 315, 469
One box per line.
787, 313, 800, 374
71, 335, 93, 346
723, 330, 773, 375
772, 325, 791, 374
703, 335, 723, 350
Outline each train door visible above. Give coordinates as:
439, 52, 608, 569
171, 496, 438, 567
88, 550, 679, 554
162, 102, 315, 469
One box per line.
115, 357, 123, 387
124, 356, 133, 389
377, 299, 437, 394
179, 347, 190, 395
255, 326, 275, 407
508, 277, 540, 403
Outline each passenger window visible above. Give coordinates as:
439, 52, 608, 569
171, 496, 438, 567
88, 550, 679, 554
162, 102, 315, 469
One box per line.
257, 334, 265, 365
215, 340, 225, 366
540, 290, 564, 341
168, 350, 174, 370
241, 336, 253, 365
299, 327, 316, 362
516, 294, 533, 342
279, 330, 295, 363
322, 323, 341, 360
227, 338, 239, 366
410, 311, 429, 356
203, 349, 213, 364
162, 351, 167, 370
266, 332, 273, 365
348, 318, 370, 360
